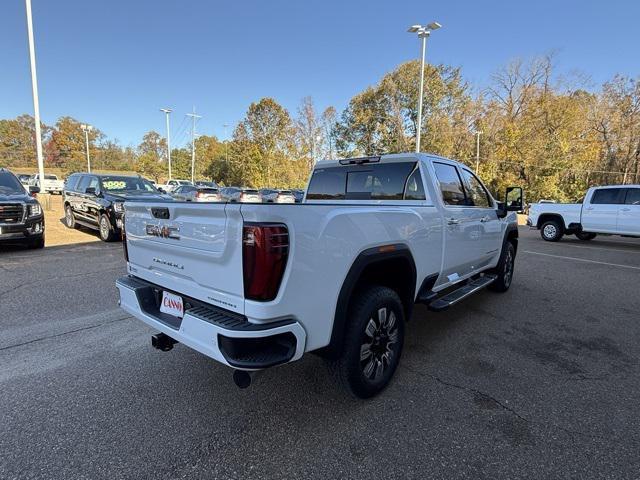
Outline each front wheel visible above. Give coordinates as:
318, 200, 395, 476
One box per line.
576, 232, 597, 241
328, 286, 405, 399
540, 220, 563, 242
99, 214, 116, 242
488, 242, 516, 292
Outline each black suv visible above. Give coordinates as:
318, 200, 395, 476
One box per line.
63, 173, 171, 241
0, 168, 44, 249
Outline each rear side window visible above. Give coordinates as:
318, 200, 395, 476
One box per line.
625, 188, 640, 205
76, 175, 90, 192
591, 188, 625, 205
66, 175, 80, 191
404, 169, 426, 200
433, 163, 466, 206
460, 169, 492, 208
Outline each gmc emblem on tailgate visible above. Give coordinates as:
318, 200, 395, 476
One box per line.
145, 224, 180, 240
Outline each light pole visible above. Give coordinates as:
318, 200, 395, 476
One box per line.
475, 130, 482, 172
24, 0, 45, 188
160, 108, 172, 180
408, 21, 441, 153
186, 108, 202, 183
80, 124, 93, 172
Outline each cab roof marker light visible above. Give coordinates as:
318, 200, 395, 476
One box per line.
338, 156, 381, 165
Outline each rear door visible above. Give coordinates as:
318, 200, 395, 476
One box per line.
618, 188, 640, 235
124, 202, 245, 314
582, 188, 625, 233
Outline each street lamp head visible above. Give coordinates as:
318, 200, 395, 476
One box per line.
160, 108, 172, 114
407, 25, 422, 33
427, 21, 442, 30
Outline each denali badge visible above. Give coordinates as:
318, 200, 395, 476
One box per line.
152, 257, 184, 270
146, 223, 180, 240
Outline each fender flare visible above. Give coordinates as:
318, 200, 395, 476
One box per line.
320, 244, 416, 359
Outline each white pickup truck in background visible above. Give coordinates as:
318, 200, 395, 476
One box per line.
528, 185, 640, 241
116, 153, 522, 398
29, 173, 65, 195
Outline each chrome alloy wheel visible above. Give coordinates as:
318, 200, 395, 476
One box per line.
543, 224, 557, 239
100, 217, 110, 240
503, 247, 514, 287
360, 307, 399, 382
65, 207, 73, 227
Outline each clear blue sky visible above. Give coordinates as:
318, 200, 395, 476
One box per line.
1, 0, 638, 147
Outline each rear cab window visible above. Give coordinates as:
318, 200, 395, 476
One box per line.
306, 161, 428, 202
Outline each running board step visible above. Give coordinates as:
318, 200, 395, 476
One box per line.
428, 275, 497, 312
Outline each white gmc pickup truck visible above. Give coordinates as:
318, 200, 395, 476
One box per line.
528, 185, 640, 242
116, 153, 522, 398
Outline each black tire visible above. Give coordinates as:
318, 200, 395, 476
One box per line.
327, 286, 405, 399
488, 241, 516, 292
28, 236, 45, 249
65, 205, 77, 229
99, 214, 116, 242
540, 220, 563, 242
575, 232, 597, 241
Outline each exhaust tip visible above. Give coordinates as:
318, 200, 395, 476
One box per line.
233, 370, 252, 389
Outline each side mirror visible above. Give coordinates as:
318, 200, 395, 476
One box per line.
158, 187, 166, 193
497, 186, 523, 218
28, 185, 40, 195
85, 187, 97, 195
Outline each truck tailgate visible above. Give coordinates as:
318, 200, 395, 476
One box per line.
124, 201, 245, 314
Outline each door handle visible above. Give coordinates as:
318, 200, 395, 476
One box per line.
480, 215, 492, 222
585, 207, 594, 211
621, 207, 631, 212
447, 218, 460, 225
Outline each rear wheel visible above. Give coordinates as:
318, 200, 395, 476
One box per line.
540, 220, 563, 242
99, 214, 116, 242
576, 232, 597, 241
328, 286, 405, 399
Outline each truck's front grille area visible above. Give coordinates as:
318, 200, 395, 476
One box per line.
0, 204, 25, 224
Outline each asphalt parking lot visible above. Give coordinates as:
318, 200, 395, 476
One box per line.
1, 227, 639, 479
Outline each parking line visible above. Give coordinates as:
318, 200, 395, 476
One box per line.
552, 243, 640, 254
523, 250, 640, 271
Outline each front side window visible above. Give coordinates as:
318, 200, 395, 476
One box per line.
624, 188, 640, 205
591, 188, 625, 205
460, 169, 491, 208
433, 162, 466, 206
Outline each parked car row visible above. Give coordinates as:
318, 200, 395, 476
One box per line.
161, 180, 304, 204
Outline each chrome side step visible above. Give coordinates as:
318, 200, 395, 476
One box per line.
428, 274, 497, 312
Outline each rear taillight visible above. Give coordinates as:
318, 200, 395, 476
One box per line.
122, 217, 129, 262
242, 223, 289, 301
196, 191, 203, 199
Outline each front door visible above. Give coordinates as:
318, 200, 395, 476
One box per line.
432, 162, 496, 288
618, 188, 640, 235
582, 187, 625, 233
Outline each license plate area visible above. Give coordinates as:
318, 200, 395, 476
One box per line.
160, 291, 184, 319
